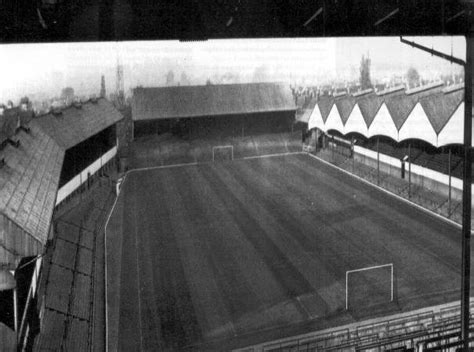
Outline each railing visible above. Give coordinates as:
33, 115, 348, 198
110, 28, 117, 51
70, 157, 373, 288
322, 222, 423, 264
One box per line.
246, 303, 474, 352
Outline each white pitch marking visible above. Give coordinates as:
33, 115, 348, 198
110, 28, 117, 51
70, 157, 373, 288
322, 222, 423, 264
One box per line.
133, 180, 144, 351
104, 174, 127, 352
295, 296, 315, 320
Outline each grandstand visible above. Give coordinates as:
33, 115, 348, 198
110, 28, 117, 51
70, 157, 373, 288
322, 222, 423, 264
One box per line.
302, 82, 471, 214
130, 82, 301, 167
307, 82, 464, 147
0, 98, 122, 351
245, 300, 474, 351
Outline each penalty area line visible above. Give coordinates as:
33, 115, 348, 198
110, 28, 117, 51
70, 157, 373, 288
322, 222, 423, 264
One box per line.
242, 151, 305, 160
305, 153, 465, 232
128, 161, 199, 174
126, 151, 306, 174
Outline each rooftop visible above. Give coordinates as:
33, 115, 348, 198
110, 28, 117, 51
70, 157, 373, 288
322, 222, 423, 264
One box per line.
132, 82, 296, 121
34, 99, 123, 149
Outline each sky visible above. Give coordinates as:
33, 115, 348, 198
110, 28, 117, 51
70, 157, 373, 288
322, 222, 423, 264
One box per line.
0, 36, 465, 103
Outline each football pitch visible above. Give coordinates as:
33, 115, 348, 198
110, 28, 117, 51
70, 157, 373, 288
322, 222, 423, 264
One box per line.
105, 153, 466, 351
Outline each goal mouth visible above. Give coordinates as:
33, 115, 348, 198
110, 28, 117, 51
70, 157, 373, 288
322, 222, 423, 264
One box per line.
212, 145, 234, 162
346, 263, 394, 311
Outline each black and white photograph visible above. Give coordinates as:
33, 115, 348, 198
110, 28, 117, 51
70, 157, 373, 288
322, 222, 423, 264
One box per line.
0, 1, 474, 352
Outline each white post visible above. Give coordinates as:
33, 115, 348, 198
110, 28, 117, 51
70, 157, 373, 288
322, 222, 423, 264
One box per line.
391, 265, 394, 302
13, 286, 18, 339
346, 263, 394, 311
345, 271, 349, 310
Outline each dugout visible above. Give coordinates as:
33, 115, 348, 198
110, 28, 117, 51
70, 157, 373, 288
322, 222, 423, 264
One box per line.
131, 82, 296, 140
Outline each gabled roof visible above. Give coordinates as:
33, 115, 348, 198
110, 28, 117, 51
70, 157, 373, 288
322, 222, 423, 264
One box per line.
356, 93, 384, 127
132, 82, 296, 121
398, 103, 438, 146
335, 96, 356, 125
34, 99, 123, 149
0, 98, 123, 268
317, 95, 335, 123
419, 89, 464, 134
306, 83, 466, 147
384, 94, 418, 130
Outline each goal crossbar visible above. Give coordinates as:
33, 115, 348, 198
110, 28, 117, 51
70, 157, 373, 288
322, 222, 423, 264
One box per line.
346, 263, 394, 310
212, 145, 234, 161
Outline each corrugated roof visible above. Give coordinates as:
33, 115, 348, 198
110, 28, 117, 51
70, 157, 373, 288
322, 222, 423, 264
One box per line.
420, 90, 464, 134
310, 84, 466, 146
0, 122, 64, 246
0, 99, 123, 268
35, 99, 123, 149
317, 96, 335, 123
335, 96, 356, 124
132, 82, 296, 121
356, 93, 384, 127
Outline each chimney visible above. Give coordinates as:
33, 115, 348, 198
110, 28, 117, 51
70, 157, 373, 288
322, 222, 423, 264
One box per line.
100, 75, 106, 98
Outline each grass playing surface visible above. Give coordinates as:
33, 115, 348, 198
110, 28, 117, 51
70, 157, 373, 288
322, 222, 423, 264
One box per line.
106, 153, 466, 351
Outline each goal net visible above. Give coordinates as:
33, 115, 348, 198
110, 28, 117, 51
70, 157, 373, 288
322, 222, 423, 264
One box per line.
212, 145, 234, 162
346, 263, 394, 311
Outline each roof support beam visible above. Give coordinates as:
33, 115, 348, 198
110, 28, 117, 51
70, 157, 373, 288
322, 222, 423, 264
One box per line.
400, 37, 465, 66
374, 8, 399, 27
303, 7, 323, 27
461, 10, 473, 350
401, 10, 470, 349
447, 10, 465, 23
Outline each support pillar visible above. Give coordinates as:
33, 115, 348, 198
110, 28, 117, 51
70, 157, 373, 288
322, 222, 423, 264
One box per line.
408, 144, 412, 199
461, 19, 473, 351
448, 148, 452, 215
377, 137, 380, 185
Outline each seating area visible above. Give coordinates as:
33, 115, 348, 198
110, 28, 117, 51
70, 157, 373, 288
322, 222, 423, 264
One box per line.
0, 98, 122, 273
130, 131, 303, 169
354, 138, 465, 179
314, 148, 467, 226
34, 180, 115, 351
253, 302, 474, 352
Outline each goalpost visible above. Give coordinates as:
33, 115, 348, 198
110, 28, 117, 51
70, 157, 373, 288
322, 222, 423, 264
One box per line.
346, 263, 394, 310
212, 145, 234, 162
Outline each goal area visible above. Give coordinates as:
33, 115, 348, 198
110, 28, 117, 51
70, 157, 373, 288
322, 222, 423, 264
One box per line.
212, 145, 234, 162
346, 263, 394, 311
